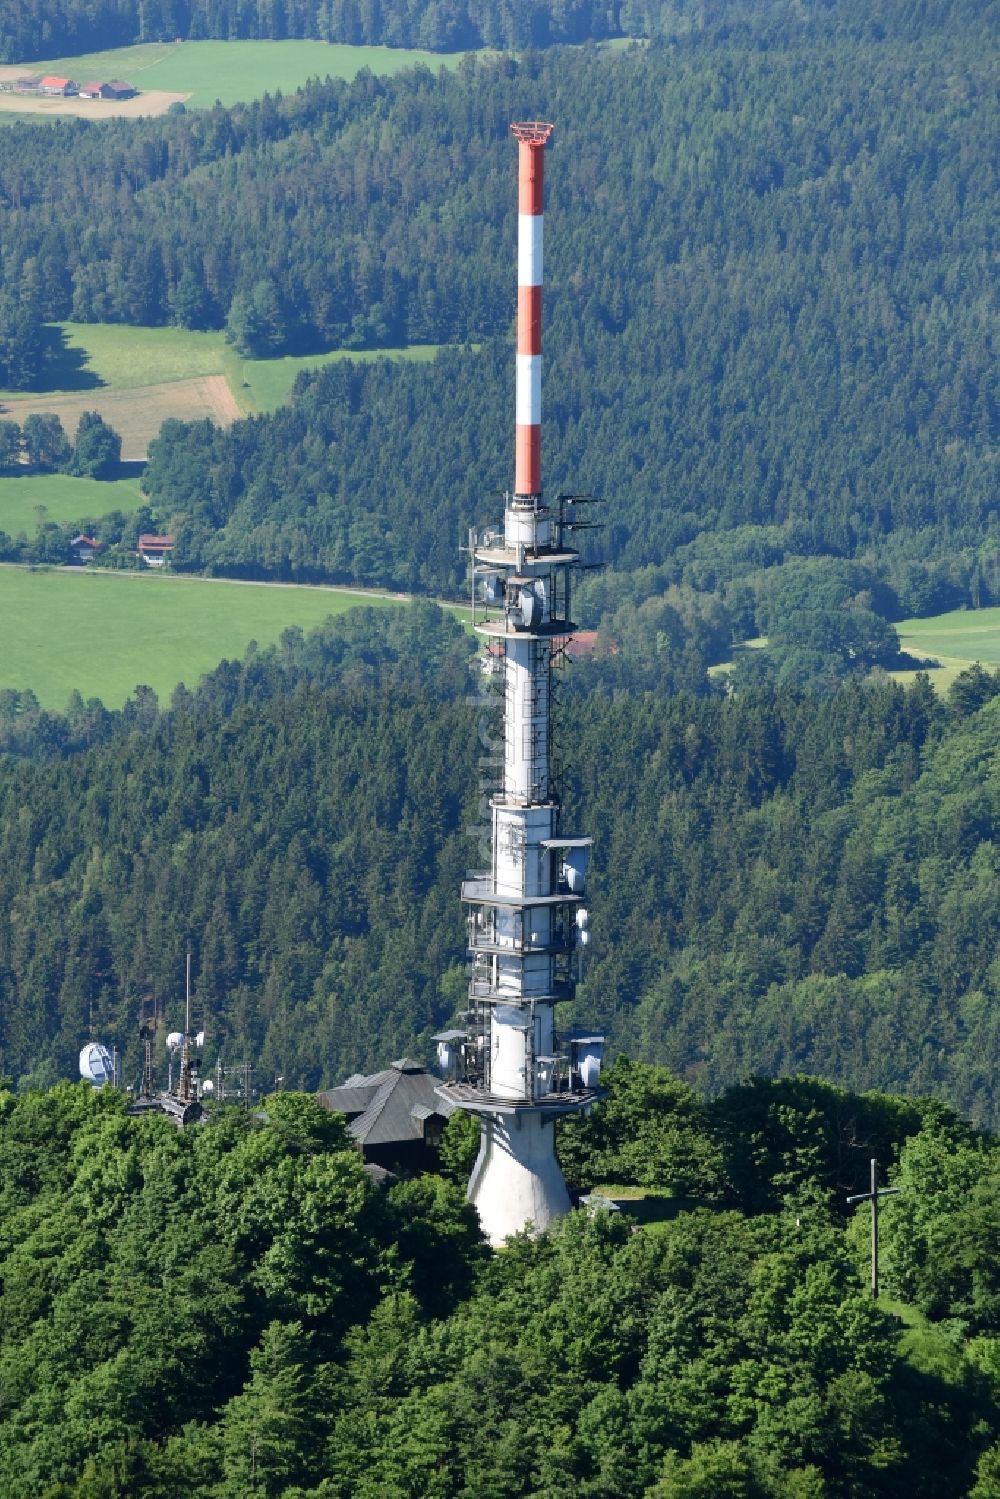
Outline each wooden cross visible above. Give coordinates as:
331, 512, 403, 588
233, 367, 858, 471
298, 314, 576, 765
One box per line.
846, 1157, 900, 1298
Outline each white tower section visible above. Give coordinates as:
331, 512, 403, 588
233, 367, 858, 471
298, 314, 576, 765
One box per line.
437, 123, 604, 1248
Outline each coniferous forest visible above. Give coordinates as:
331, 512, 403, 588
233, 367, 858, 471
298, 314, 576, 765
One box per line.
3, 607, 1000, 1129
0, 0, 995, 685
2, 1, 1000, 1491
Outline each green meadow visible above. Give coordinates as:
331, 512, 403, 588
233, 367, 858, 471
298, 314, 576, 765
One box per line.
28, 322, 238, 396
27, 39, 465, 108
711, 611, 1000, 695
0, 322, 442, 416
239, 342, 442, 412
891, 607, 1000, 692
0, 474, 144, 532
0, 567, 415, 708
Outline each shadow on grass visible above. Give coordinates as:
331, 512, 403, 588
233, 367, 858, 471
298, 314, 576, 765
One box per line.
21, 326, 104, 394
115, 460, 147, 484
586, 1185, 722, 1230
893, 650, 941, 671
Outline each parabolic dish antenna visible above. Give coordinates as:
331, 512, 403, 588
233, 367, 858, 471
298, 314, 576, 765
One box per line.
79, 1042, 114, 1087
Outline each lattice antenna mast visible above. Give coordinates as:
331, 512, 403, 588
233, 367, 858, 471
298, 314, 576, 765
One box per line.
436, 123, 605, 1247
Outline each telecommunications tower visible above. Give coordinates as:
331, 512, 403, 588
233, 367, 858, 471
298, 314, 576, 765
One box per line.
436, 122, 604, 1246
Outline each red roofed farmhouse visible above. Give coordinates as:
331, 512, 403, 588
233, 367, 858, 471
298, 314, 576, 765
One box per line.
39, 76, 78, 96
137, 534, 175, 567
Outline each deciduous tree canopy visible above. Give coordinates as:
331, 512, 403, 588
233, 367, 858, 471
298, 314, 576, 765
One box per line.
1, 1066, 998, 1496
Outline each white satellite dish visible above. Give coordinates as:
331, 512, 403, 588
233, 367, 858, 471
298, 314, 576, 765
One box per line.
578, 1042, 602, 1087
481, 573, 503, 605
79, 1043, 114, 1087
565, 847, 590, 893
200, 1079, 215, 1096
166, 1031, 185, 1053
194, 1031, 205, 1048
518, 582, 544, 628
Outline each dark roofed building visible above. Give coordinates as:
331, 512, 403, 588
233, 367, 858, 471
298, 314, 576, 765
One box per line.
317, 1057, 455, 1173
79, 80, 136, 100
70, 534, 101, 563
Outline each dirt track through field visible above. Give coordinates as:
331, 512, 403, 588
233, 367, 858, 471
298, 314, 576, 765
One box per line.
0, 376, 241, 460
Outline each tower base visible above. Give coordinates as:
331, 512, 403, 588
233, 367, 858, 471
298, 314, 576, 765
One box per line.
468, 1111, 571, 1246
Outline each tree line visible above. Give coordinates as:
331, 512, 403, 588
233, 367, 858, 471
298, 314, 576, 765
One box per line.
1, 1063, 999, 1495
0, 0, 621, 62
0, 409, 121, 478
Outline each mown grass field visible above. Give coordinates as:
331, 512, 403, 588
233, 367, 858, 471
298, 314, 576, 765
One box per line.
891, 607, 1000, 692
0, 378, 238, 463
1, 322, 443, 413
0, 474, 144, 532
21, 39, 465, 108
0, 323, 443, 459
0, 567, 419, 708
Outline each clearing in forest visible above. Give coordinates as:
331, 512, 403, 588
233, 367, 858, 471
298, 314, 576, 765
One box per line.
891, 608, 1000, 692
0, 39, 464, 111
0, 567, 417, 709
1, 323, 444, 442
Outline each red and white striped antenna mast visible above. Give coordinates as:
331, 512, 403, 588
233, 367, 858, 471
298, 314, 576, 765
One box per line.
511, 121, 553, 499
437, 122, 605, 1247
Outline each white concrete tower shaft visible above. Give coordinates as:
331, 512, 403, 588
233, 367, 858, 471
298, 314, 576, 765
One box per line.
437, 123, 603, 1248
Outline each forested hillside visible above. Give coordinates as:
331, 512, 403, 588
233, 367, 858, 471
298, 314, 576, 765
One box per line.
2, 6, 998, 1489
1, 0, 983, 62
2, 1069, 999, 1496
2, 606, 1000, 1130
0, 14, 995, 668
0, 0, 617, 59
